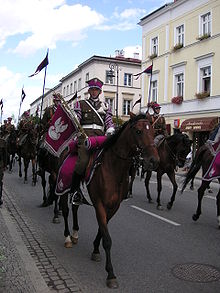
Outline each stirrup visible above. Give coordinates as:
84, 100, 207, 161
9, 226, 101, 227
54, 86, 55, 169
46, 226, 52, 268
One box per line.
71, 190, 84, 205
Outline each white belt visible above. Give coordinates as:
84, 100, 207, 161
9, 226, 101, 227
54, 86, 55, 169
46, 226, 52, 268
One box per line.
82, 124, 104, 130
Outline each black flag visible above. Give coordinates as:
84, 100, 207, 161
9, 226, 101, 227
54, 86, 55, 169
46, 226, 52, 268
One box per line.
29, 52, 49, 77
133, 64, 153, 80
132, 97, 141, 109
21, 88, 26, 102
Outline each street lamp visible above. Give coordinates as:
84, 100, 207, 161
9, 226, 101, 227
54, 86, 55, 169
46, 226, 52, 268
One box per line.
107, 62, 119, 127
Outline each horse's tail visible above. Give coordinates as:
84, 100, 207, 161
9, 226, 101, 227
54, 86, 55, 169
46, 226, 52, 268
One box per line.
181, 144, 207, 193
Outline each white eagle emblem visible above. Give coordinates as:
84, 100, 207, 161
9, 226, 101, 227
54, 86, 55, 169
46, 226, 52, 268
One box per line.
48, 117, 68, 140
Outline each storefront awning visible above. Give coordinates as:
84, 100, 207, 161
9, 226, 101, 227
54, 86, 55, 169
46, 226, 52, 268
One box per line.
180, 117, 219, 132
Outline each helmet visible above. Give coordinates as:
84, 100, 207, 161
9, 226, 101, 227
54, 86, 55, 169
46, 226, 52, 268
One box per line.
148, 101, 161, 110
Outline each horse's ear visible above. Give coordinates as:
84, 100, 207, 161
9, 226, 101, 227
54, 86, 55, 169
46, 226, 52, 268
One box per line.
129, 112, 136, 119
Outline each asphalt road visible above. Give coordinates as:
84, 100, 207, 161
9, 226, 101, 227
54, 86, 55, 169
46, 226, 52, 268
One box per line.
3, 162, 220, 293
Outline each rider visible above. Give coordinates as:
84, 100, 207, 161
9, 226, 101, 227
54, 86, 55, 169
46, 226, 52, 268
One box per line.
5, 117, 15, 135
0, 120, 8, 138
148, 102, 168, 138
41, 93, 61, 136
0, 137, 7, 206
17, 111, 33, 146
70, 77, 115, 204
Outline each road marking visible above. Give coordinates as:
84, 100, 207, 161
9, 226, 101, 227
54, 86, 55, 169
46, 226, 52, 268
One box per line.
131, 205, 181, 226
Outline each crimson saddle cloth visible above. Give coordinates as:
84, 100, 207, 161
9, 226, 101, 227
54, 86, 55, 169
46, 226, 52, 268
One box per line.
55, 136, 106, 195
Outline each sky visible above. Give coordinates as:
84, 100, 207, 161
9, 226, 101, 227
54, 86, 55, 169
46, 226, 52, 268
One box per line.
0, 0, 166, 124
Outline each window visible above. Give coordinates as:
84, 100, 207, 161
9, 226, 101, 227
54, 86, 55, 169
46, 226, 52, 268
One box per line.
175, 73, 184, 97
66, 85, 69, 96
151, 80, 158, 102
151, 36, 158, 55
63, 87, 65, 97
106, 70, 114, 84
78, 78, 81, 90
85, 73, 89, 85
200, 12, 211, 36
200, 66, 211, 93
123, 100, 131, 115
105, 97, 114, 113
74, 81, 77, 92
70, 83, 73, 94
175, 24, 184, 45
124, 73, 132, 86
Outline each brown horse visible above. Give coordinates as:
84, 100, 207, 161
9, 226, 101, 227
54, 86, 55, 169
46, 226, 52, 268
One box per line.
17, 128, 38, 185
181, 143, 220, 228
143, 133, 192, 210
59, 113, 159, 289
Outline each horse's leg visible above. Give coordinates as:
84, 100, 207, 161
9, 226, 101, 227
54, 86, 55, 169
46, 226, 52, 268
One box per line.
167, 171, 178, 210
39, 169, 48, 207
60, 193, 72, 248
9, 154, 13, 172
128, 168, 136, 198
52, 194, 61, 224
31, 158, 37, 186
144, 171, 153, 203
23, 158, 29, 183
18, 154, 22, 177
71, 204, 79, 244
91, 227, 102, 262
95, 207, 118, 289
190, 178, 194, 190
156, 172, 163, 210
216, 179, 220, 228
192, 180, 209, 221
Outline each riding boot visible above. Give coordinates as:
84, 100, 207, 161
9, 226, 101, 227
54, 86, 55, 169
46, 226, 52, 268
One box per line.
0, 182, 3, 206
70, 171, 84, 205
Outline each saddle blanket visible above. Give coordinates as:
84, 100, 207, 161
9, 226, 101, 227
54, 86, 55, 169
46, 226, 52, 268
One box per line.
55, 136, 106, 196
203, 150, 220, 181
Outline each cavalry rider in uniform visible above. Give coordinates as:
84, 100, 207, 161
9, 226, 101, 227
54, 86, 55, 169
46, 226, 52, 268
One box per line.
4, 117, 15, 139
70, 77, 115, 204
148, 102, 167, 138
17, 111, 33, 146
0, 120, 8, 138
0, 137, 7, 206
41, 93, 61, 136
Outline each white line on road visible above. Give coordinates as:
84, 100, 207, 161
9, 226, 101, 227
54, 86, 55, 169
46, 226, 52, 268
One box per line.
131, 205, 181, 226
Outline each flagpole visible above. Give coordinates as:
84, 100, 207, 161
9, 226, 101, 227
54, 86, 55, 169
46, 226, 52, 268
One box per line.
147, 61, 153, 105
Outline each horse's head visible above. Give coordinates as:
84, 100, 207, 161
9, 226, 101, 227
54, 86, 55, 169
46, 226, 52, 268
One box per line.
172, 133, 192, 167
127, 112, 159, 171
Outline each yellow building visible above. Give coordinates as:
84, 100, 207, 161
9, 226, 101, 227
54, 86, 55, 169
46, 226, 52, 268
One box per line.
139, 0, 220, 154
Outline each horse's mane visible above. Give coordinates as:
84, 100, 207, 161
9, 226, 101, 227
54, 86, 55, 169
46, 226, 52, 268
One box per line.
166, 133, 190, 146
100, 114, 147, 151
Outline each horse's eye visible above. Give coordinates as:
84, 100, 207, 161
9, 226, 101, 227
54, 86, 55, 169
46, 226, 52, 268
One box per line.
136, 130, 142, 135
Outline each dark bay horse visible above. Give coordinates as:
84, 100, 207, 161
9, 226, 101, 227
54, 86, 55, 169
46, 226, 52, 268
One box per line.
5, 129, 18, 172
181, 143, 220, 228
59, 113, 159, 289
17, 128, 37, 185
143, 133, 192, 210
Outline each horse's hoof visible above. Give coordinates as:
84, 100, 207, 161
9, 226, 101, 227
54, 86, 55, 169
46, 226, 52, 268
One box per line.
40, 202, 48, 207
190, 186, 194, 190
157, 205, 163, 210
64, 241, 73, 248
70, 236, 78, 244
52, 217, 60, 224
91, 252, 101, 262
106, 278, 118, 289
167, 203, 172, 210
148, 199, 153, 203
192, 214, 199, 221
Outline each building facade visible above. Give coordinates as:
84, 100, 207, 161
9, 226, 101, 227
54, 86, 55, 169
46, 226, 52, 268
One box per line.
30, 52, 142, 123
139, 0, 220, 154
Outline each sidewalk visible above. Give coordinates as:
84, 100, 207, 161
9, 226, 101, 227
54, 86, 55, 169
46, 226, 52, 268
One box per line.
0, 192, 50, 293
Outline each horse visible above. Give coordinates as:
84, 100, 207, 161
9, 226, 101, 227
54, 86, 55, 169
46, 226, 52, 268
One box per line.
142, 133, 192, 210
17, 127, 38, 185
127, 153, 143, 198
4, 129, 18, 172
59, 112, 159, 289
181, 143, 220, 228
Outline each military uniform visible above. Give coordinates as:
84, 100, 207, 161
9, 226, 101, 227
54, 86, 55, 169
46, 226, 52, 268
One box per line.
70, 77, 115, 204
0, 138, 7, 206
152, 114, 167, 137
